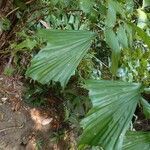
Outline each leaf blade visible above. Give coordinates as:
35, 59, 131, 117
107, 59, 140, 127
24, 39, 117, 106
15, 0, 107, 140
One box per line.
105, 29, 121, 75
79, 80, 141, 150
26, 29, 95, 87
140, 98, 150, 119
123, 131, 150, 150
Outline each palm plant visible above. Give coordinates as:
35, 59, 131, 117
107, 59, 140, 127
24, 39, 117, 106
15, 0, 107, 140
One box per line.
26, 0, 150, 149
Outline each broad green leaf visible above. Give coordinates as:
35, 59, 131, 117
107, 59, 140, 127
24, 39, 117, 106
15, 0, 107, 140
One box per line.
140, 98, 150, 118
68, 14, 74, 24
123, 131, 150, 150
117, 24, 128, 49
111, 0, 126, 18
99, 4, 107, 16
143, 0, 150, 8
26, 29, 95, 87
144, 88, 150, 94
105, 29, 121, 75
79, 80, 141, 150
137, 9, 148, 29
14, 39, 37, 50
128, 22, 150, 49
125, 0, 134, 13
105, 1, 116, 27
105, 0, 126, 27
124, 23, 133, 47
112, 0, 126, 18
79, 0, 94, 13
51, 0, 59, 5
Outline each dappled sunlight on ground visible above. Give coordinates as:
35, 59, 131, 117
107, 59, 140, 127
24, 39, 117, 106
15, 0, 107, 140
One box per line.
30, 108, 53, 130
0, 74, 71, 150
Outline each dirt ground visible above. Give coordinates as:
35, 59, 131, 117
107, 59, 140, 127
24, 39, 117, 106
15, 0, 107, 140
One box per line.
0, 74, 75, 150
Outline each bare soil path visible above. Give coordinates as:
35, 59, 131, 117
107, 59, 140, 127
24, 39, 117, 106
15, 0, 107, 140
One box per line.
0, 75, 71, 150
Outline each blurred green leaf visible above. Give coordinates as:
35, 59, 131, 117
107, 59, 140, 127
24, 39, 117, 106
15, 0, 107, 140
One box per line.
13, 0, 27, 10
105, 0, 126, 28
0, 17, 11, 31
140, 98, 150, 119
137, 9, 148, 29
105, 1, 116, 27
13, 38, 37, 51
129, 22, 150, 49
123, 131, 150, 150
79, 0, 94, 13
117, 24, 128, 49
99, 4, 107, 16
143, 0, 150, 7
4, 66, 14, 76
124, 23, 133, 47
105, 28, 121, 75
111, 0, 126, 18
144, 88, 150, 94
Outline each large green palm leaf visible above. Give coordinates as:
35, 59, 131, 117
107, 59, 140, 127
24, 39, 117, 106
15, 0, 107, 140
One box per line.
79, 80, 141, 150
26, 29, 95, 87
123, 132, 150, 150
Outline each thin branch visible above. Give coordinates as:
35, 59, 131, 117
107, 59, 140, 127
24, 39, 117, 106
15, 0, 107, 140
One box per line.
6, 0, 36, 17
6, 7, 19, 17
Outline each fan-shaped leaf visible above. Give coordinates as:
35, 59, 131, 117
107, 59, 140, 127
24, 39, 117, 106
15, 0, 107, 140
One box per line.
79, 80, 141, 150
123, 131, 150, 150
26, 29, 95, 87
140, 98, 150, 119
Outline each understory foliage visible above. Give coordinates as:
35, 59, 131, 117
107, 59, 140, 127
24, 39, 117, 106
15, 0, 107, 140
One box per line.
1, 0, 150, 150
